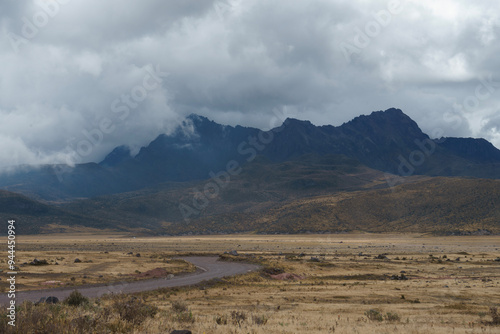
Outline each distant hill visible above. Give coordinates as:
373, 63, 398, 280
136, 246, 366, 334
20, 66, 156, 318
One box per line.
0, 108, 499, 201
154, 177, 500, 235
32, 158, 496, 236
61, 154, 389, 227
0, 190, 120, 234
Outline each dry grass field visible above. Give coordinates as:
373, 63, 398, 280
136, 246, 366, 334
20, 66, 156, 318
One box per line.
1, 233, 500, 333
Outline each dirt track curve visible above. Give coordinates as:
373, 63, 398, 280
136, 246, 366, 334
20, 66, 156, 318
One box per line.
0, 257, 260, 306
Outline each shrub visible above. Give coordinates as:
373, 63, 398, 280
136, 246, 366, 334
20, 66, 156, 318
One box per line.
64, 290, 89, 306
70, 315, 98, 333
171, 300, 194, 323
175, 310, 195, 323
365, 309, 383, 322
490, 307, 500, 325
171, 300, 188, 313
215, 314, 228, 325
384, 312, 400, 322
113, 296, 158, 325
252, 314, 268, 325
231, 310, 247, 327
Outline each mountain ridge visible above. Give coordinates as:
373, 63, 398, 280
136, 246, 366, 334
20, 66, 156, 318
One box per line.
0, 108, 499, 201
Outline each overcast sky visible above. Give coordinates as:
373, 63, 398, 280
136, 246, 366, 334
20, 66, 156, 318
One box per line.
1, 0, 499, 168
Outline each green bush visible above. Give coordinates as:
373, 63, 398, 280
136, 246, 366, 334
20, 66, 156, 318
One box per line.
64, 290, 89, 307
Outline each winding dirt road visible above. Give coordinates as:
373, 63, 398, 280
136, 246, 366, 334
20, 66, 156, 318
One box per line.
0, 257, 260, 306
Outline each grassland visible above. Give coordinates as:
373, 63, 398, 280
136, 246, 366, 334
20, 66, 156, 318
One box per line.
1, 233, 500, 333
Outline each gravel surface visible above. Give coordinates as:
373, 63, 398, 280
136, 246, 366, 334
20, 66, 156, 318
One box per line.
0, 256, 260, 305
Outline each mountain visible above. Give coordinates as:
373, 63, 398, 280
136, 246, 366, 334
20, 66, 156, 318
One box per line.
0, 108, 499, 201
60, 154, 390, 229
438, 137, 500, 163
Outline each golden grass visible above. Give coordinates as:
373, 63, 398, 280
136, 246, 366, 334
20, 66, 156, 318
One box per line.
2, 233, 500, 333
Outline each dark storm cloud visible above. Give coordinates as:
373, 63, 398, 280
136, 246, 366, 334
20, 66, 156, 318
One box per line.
0, 0, 499, 168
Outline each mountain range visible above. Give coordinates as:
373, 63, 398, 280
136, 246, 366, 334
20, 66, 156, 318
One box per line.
0, 108, 499, 235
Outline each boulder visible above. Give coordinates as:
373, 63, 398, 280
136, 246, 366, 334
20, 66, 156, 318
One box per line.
35, 296, 59, 305
30, 259, 49, 266
74, 258, 82, 263
46, 296, 59, 304
170, 331, 192, 334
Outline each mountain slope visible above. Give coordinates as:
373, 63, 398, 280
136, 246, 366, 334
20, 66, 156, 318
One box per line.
62, 154, 390, 228
0, 190, 120, 234
160, 177, 500, 235
0, 108, 499, 201
1, 164, 498, 235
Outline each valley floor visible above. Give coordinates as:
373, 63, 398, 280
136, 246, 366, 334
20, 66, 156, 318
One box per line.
1, 233, 500, 333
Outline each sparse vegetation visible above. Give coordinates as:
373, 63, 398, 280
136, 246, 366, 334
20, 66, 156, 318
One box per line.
112, 296, 158, 325
384, 312, 400, 322
365, 309, 383, 321
487, 307, 500, 325
171, 300, 194, 323
230, 310, 247, 327
252, 314, 268, 325
64, 290, 89, 306
2, 233, 499, 333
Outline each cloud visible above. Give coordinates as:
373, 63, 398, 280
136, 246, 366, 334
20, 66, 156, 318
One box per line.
0, 0, 499, 169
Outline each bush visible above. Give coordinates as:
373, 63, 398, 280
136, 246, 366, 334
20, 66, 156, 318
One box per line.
175, 310, 195, 323
171, 300, 194, 323
112, 296, 158, 325
215, 314, 228, 325
231, 310, 247, 327
252, 314, 268, 325
64, 290, 89, 306
384, 312, 400, 322
490, 307, 500, 325
171, 300, 188, 313
365, 309, 383, 322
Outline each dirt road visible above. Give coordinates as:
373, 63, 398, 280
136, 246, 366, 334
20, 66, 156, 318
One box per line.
0, 257, 260, 306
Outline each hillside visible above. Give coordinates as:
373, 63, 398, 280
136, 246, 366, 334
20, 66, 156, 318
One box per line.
61, 154, 389, 228
0, 190, 119, 234
51, 156, 499, 235
161, 177, 500, 235
2, 170, 498, 235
